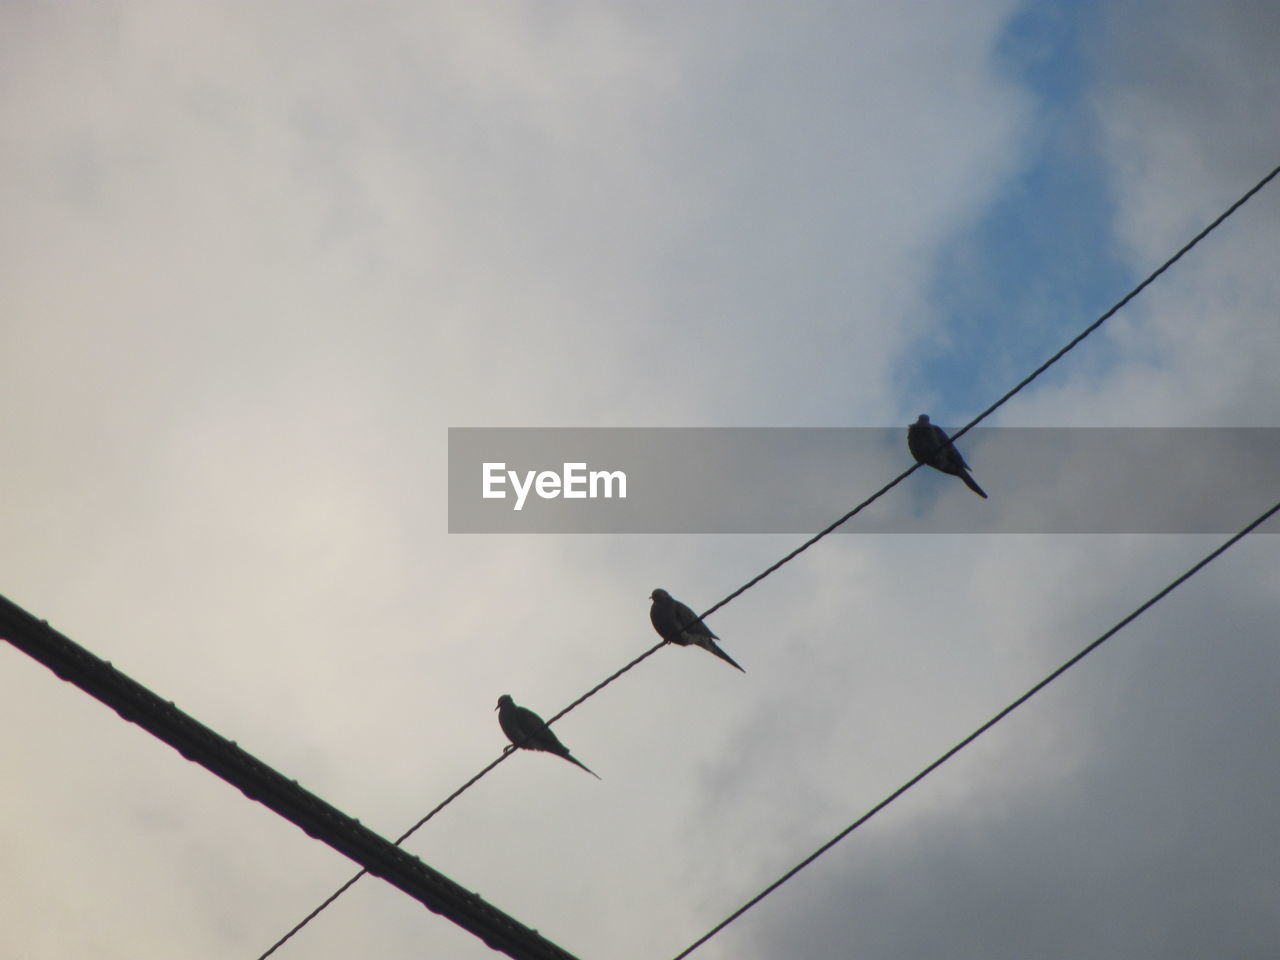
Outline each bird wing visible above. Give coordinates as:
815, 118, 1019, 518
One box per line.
520, 707, 571, 755
673, 597, 716, 640
942, 427, 972, 470
514, 706, 549, 747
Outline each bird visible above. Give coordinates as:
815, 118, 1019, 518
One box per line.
496, 695, 600, 778
649, 588, 745, 672
907, 414, 988, 498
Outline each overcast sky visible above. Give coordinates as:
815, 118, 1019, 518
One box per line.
2, 2, 1278, 958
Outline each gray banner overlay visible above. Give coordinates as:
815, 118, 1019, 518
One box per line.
448, 427, 1280, 534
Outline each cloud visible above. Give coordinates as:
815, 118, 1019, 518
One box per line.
1093, 0, 1280, 260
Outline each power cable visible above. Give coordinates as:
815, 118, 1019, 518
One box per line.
692, 161, 1280, 624
670, 496, 1280, 959
948, 161, 1280, 446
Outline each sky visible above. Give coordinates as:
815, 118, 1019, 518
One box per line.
2, 2, 1278, 958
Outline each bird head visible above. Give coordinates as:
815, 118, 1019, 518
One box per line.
650, 588, 669, 602
916, 414, 931, 424
495, 694, 513, 711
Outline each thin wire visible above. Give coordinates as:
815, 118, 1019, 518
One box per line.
257, 643, 666, 959
948, 161, 1280, 446
258, 161, 1279, 958
547, 641, 666, 724
687, 464, 920, 625
671, 497, 1280, 959
692, 160, 1280, 616
257, 751, 515, 959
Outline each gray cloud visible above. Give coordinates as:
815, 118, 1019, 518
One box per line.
736, 554, 1280, 960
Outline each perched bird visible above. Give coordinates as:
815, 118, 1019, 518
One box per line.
907, 414, 988, 499
649, 588, 745, 672
496, 694, 600, 778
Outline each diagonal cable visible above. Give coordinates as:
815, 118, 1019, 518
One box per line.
695, 160, 1280, 617
949, 161, 1280, 444
670, 496, 1280, 959
257, 750, 515, 959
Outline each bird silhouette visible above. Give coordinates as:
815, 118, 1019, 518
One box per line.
907, 414, 987, 498
496, 695, 600, 778
649, 588, 745, 672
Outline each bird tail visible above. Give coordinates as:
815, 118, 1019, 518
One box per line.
563, 753, 601, 779
961, 470, 988, 499
703, 639, 746, 672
